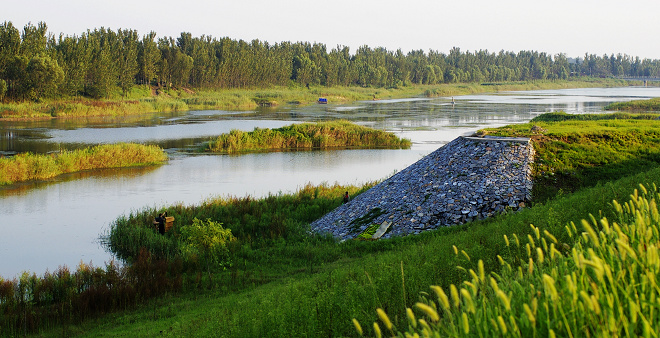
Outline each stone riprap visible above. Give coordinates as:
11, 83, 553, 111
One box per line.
310, 136, 535, 240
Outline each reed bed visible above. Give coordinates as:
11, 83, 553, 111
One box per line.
0, 143, 167, 185
203, 120, 411, 153
0, 251, 182, 337
105, 182, 375, 263
606, 97, 660, 111
365, 183, 660, 337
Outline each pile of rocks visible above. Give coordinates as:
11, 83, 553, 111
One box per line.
310, 136, 535, 240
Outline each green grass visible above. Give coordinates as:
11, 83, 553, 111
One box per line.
372, 182, 660, 337
11, 110, 660, 337
478, 111, 660, 201
0, 143, 167, 185
51, 164, 660, 337
605, 97, 660, 111
203, 120, 411, 153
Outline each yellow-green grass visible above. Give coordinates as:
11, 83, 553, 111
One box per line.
0, 78, 632, 120
369, 183, 660, 337
606, 97, 660, 111
0, 143, 167, 185
203, 120, 411, 154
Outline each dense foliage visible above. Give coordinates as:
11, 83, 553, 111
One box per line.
2, 21, 659, 102
0, 143, 167, 185
204, 120, 412, 153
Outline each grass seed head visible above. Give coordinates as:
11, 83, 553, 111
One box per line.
376, 308, 393, 330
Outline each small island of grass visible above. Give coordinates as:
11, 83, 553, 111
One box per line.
0, 143, 167, 185
202, 120, 412, 154
605, 97, 660, 111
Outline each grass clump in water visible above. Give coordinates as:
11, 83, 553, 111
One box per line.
203, 120, 411, 154
0, 143, 167, 185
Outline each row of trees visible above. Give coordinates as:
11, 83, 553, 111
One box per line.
2, 21, 660, 102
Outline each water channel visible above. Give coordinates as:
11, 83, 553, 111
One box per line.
2, 86, 660, 279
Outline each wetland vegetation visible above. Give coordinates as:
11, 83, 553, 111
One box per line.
203, 120, 411, 154
4, 112, 660, 336
0, 143, 166, 185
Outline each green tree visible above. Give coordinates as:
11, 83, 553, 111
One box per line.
0, 78, 6, 101
116, 29, 139, 96
138, 31, 159, 86
25, 55, 64, 99
180, 218, 236, 286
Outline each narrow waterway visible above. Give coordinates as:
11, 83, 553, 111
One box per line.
1, 86, 659, 278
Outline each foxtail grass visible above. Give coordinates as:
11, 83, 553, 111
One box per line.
361, 183, 660, 337
0, 143, 167, 185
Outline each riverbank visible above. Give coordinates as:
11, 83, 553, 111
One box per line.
9, 112, 660, 336
0, 143, 167, 185
203, 120, 411, 154
0, 78, 635, 120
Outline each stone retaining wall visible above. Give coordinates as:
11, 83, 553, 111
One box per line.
310, 136, 535, 240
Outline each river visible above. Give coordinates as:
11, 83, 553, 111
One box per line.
1, 86, 659, 279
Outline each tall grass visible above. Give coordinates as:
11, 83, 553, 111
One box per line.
606, 97, 660, 111
203, 120, 411, 153
0, 143, 167, 185
369, 183, 660, 337
104, 182, 376, 265
0, 251, 182, 337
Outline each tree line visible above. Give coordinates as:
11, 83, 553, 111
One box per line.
1, 21, 660, 102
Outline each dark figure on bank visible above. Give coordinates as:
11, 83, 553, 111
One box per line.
343, 191, 350, 204
155, 211, 167, 235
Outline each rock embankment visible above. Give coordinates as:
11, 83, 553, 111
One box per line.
310, 136, 535, 240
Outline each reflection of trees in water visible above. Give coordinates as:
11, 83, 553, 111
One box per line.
0, 166, 160, 197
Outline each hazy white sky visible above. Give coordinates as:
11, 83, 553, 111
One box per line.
6, 0, 660, 59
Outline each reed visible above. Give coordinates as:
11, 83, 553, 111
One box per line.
0, 143, 167, 185
605, 97, 660, 111
0, 251, 182, 336
203, 120, 411, 153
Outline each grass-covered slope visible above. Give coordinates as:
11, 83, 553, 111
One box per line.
479, 111, 660, 201
73, 163, 660, 337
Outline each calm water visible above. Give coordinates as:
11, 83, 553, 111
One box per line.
1, 87, 660, 278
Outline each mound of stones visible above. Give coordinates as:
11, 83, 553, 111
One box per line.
310, 136, 535, 240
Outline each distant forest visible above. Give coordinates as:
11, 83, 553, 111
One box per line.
1, 21, 660, 102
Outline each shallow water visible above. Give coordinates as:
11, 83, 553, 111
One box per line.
1, 87, 659, 278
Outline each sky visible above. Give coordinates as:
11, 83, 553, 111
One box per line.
5, 0, 660, 60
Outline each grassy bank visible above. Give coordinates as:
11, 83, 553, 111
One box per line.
0, 143, 167, 185
0, 78, 633, 120
50, 163, 660, 337
605, 97, 660, 111
8, 111, 660, 336
478, 111, 660, 201
203, 120, 411, 154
